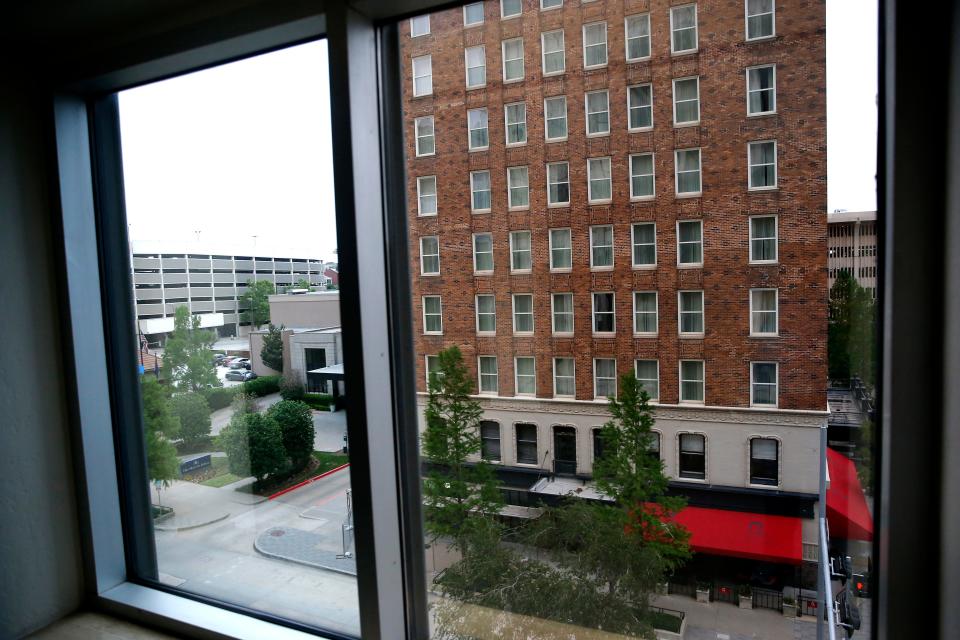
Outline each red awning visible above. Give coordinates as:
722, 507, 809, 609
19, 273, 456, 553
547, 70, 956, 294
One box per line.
671, 506, 803, 565
826, 448, 874, 541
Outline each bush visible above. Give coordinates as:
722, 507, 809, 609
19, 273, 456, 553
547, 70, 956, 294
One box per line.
303, 392, 333, 410
169, 392, 212, 448
201, 386, 236, 411
650, 611, 682, 633
279, 375, 306, 401
231, 391, 258, 416
219, 412, 287, 482
268, 400, 315, 470
242, 375, 282, 397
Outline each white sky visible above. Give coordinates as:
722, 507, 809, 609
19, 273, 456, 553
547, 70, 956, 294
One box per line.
119, 1, 878, 258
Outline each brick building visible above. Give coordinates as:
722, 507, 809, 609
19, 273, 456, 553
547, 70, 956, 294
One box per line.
401, 0, 843, 582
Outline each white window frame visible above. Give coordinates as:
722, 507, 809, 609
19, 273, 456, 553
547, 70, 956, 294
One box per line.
582, 22, 608, 69
633, 291, 658, 336
629, 152, 655, 199
634, 359, 660, 401
541, 0, 563, 10
478, 356, 499, 394
475, 294, 497, 335
467, 107, 489, 151
749, 214, 779, 263
748, 140, 778, 190
464, 2, 485, 26
745, 0, 776, 41
507, 166, 530, 210
589, 224, 614, 270
414, 115, 435, 157
472, 232, 494, 274
676, 219, 703, 267
587, 157, 612, 203
502, 38, 525, 83
416, 175, 437, 216
678, 290, 705, 337
674, 148, 702, 197
465, 45, 486, 89
672, 76, 700, 126
512, 293, 535, 335
419, 236, 439, 275
585, 89, 610, 137
627, 84, 654, 132
749, 288, 779, 337
547, 161, 571, 206
504, 102, 527, 146
470, 170, 492, 213
541, 30, 566, 76
422, 295, 443, 334
679, 360, 706, 404
544, 95, 568, 141
549, 228, 573, 271
750, 361, 779, 407
631, 222, 657, 268
425, 354, 441, 387
591, 291, 616, 335
514, 356, 537, 396
551, 292, 574, 335
553, 357, 576, 398
410, 15, 430, 37
412, 54, 433, 97
509, 229, 532, 272
625, 14, 652, 62
670, 4, 699, 55
501, 0, 523, 19
593, 358, 617, 399
746, 64, 777, 116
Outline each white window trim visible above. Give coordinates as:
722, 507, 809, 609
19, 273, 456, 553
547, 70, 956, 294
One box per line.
669, 3, 699, 55
470, 170, 492, 213
750, 361, 779, 407
504, 102, 527, 146
592, 358, 617, 400
627, 84, 654, 132
477, 355, 499, 395
749, 288, 779, 337
748, 140, 778, 191
547, 161, 571, 207
540, 30, 566, 76
425, 354, 440, 387
634, 359, 660, 402
464, 45, 486, 89
678, 361, 706, 405
512, 293, 535, 335
543, 96, 568, 142
587, 157, 613, 204
467, 108, 489, 152
409, 15, 430, 37
584, 89, 610, 137
747, 436, 782, 489
632, 291, 658, 336
676, 219, 704, 268
419, 236, 439, 276
507, 166, 530, 210
414, 116, 434, 157
631, 222, 657, 269
746, 63, 777, 116
514, 356, 537, 397
540, 0, 563, 11
745, 0, 776, 41
463, 2, 485, 26
475, 294, 497, 335
509, 229, 532, 272
501, 0, 523, 19
629, 152, 656, 200
472, 232, 494, 274
553, 357, 576, 398
672, 76, 701, 127
582, 22, 608, 70
549, 227, 573, 272
415, 175, 437, 216
624, 14, 652, 62
749, 214, 779, 263
422, 295, 443, 334
677, 290, 705, 337
551, 292, 575, 336
677, 431, 708, 481
589, 224, 614, 270
501, 38, 525, 83
412, 54, 432, 97
674, 147, 702, 198
591, 291, 616, 336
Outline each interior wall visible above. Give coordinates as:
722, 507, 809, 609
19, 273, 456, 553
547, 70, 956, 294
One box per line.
0, 80, 84, 638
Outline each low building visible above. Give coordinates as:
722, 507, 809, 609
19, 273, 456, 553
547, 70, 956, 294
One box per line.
828, 211, 878, 297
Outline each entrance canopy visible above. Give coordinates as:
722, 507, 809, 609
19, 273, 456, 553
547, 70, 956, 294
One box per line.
671, 506, 803, 565
825, 448, 874, 541
307, 363, 345, 402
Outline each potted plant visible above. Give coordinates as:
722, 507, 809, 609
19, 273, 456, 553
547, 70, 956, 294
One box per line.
696, 581, 711, 603
783, 596, 798, 618
738, 584, 753, 609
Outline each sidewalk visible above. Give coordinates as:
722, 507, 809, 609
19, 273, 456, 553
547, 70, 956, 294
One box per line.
651, 594, 818, 640
152, 479, 260, 531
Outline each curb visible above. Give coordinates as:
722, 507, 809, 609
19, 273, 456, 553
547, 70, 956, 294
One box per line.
155, 512, 230, 532
267, 463, 351, 500
253, 535, 358, 577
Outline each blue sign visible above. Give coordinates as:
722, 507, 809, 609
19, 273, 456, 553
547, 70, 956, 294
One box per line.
180, 454, 212, 475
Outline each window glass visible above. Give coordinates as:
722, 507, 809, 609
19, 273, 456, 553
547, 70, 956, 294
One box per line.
750, 437, 779, 485
480, 421, 502, 461
747, 0, 775, 40
544, 96, 568, 140
679, 433, 706, 478
516, 424, 538, 463
585, 90, 610, 135
515, 357, 537, 395
476, 294, 497, 333
550, 228, 572, 269
479, 356, 499, 393
467, 108, 489, 150
410, 15, 430, 37
513, 294, 534, 333
751, 288, 778, 335
473, 233, 494, 272
634, 291, 658, 334
470, 170, 491, 211
592, 292, 615, 333
423, 295, 443, 333
752, 361, 778, 406
505, 102, 527, 144
412, 54, 432, 96
502, 38, 525, 82
464, 2, 485, 26
417, 175, 437, 214
671, 4, 698, 53
680, 361, 705, 403
673, 77, 700, 125
510, 230, 532, 269
630, 152, 654, 197
587, 157, 612, 201
552, 293, 574, 333
594, 358, 617, 398
679, 290, 704, 334
414, 116, 434, 156
590, 225, 613, 268
583, 22, 608, 68
542, 0, 563, 8
625, 14, 651, 61
553, 358, 576, 396
628, 84, 653, 130
420, 236, 439, 274
465, 45, 486, 88
632, 222, 656, 266
508, 166, 530, 208
675, 148, 702, 195
501, 0, 522, 18
677, 220, 703, 265
547, 161, 571, 204
542, 30, 566, 75
750, 215, 778, 261
747, 65, 776, 114
749, 141, 778, 188
635, 360, 660, 400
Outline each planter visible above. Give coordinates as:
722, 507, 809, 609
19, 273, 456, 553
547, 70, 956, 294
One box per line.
783, 602, 798, 618
738, 595, 753, 610
696, 588, 710, 603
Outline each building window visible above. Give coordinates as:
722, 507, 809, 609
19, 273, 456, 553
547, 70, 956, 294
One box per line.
629, 153, 655, 199
502, 38, 525, 82
633, 291, 658, 335
412, 55, 432, 96
587, 157, 612, 202
426, 354, 441, 386
541, 30, 565, 75
480, 421, 501, 462
680, 361, 705, 403
515, 356, 537, 395
464, 2, 485, 26
594, 358, 617, 399
628, 84, 653, 131
416, 175, 437, 215
550, 228, 573, 270
746, 0, 775, 40
465, 45, 486, 88
748, 141, 777, 189
478, 356, 499, 393
590, 225, 614, 269
470, 170, 491, 212
632, 223, 656, 267
512, 293, 534, 334
507, 166, 529, 208
467, 108, 489, 150
625, 14, 652, 61
473, 233, 494, 273
750, 215, 778, 262
585, 90, 610, 136
583, 22, 608, 68
673, 76, 700, 125
505, 102, 527, 145
420, 236, 439, 275
410, 15, 430, 37
510, 230, 532, 271
502, 0, 523, 18
476, 294, 497, 334
516, 423, 538, 464
553, 358, 576, 397
750, 288, 778, 336
414, 116, 434, 156
541, 0, 563, 9
592, 292, 615, 334
422, 295, 442, 334
552, 293, 574, 334
675, 148, 702, 196
670, 4, 698, 54
751, 362, 778, 406
547, 161, 571, 205
677, 220, 703, 266
679, 433, 706, 478
750, 438, 779, 486
635, 360, 659, 401
678, 290, 704, 335
747, 64, 776, 115
592, 427, 606, 462
544, 96, 568, 140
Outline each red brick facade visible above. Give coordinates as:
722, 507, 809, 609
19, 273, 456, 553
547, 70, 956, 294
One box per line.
401, 0, 826, 411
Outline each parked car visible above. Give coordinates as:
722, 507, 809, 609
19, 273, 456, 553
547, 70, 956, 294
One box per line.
229, 358, 251, 370
213, 353, 228, 365
225, 370, 257, 382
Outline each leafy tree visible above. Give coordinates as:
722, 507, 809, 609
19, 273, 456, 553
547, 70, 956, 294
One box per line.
141, 376, 180, 485
220, 412, 286, 482
231, 391, 258, 417
828, 271, 877, 384
268, 400, 315, 470
163, 306, 220, 392
295, 277, 313, 291
280, 375, 306, 401
169, 392, 211, 448
239, 279, 274, 329
856, 417, 874, 494
261, 323, 285, 373
422, 346, 503, 546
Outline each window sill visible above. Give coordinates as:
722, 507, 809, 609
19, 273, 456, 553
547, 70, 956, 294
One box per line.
628, 127, 654, 134
630, 195, 656, 202
466, 84, 487, 91
548, 202, 571, 208
588, 199, 613, 205
477, 331, 496, 337
671, 49, 699, 57
748, 186, 779, 192
675, 192, 702, 199
472, 209, 492, 215
750, 403, 779, 409
505, 142, 527, 148
585, 131, 610, 139
543, 70, 565, 77
679, 333, 705, 339
552, 332, 574, 338
508, 206, 530, 212
414, 152, 435, 158
417, 213, 438, 217
545, 136, 568, 143
550, 267, 573, 273
592, 332, 616, 338
749, 260, 779, 265
510, 269, 532, 275
590, 266, 614, 272
745, 34, 777, 43
676, 476, 708, 483
420, 272, 440, 277
626, 56, 652, 64
633, 332, 658, 338
674, 121, 700, 129
748, 482, 781, 490
749, 333, 779, 338
513, 332, 535, 337
677, 263, 703, 269
632, 264, 657, 270
469, 147, 489, 153
474, 271, 493, 276
502, 78, 524, 85
747, 111, 777, 118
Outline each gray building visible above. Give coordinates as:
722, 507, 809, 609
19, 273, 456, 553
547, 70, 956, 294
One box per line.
828, 211, 878, 298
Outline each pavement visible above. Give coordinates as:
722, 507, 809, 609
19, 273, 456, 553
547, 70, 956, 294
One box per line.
255, 526, 356, 575
209, 392, 347, 453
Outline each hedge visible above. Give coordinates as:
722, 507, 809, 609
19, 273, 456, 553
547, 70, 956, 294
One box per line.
242, 375, 282, 397
302, 392, 334, 410
201, 386, 237, 411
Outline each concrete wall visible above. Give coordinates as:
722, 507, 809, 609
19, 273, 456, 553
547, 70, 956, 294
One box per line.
0, 81, 84, 638
289, 330, 343, 382
268, 291, 340, 329
249, 328, 294, 377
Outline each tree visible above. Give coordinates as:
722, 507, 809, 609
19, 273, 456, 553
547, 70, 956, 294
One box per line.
169, 392, 211, 449
261, 323, 285, 373
422, 346, 503, 546
141, 376, 180, 485
240, 279, 274, 329
163, 306, 220, 392
268, 400, 315, 470
828, 271, 877, 384
295, 277, 313, 291
219, 412, 286, 483
231, 391, 258, 417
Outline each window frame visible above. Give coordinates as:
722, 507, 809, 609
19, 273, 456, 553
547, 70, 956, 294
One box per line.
593, 357, 618, 399
634, 359, 660, 401
591, 291, 616, 335
413, 115, 435, 157
464, 2, 485, 26
679, 360, 706, 404
748, 140, 778, 190
749, 288, 779, 337
515, 423, 539, 465
507, 166, 530, 209
551, 292, 575, 335
678, 290, 705, 337
504, 101, 527, 146
472, 232, 495, 274
470, 170, 492, 212
419, 235, 439, 275
584, 89, 610, 137
676, 219, 703, 267
669, 4, 699, 55
627, 84, 654, 132
543, 95, 568, 141
546, 161, 571, 206
422, 294, 443, 334
549, 227, 573, 271
412, 53, 433, 96
625, 13, 652, 62
464, 45, 487, 89
745, 0, 776, 41
589, 224, 614, 270
749, 436, 780, 487
672, 76, 701, 126
746, 63, 777, 116
587, 156, 613, 203
553, 357, 576, 398
501, 37, 525, 83
409, 14, 430, 37
480, 421, 502, 462
631, 222, 657, 268
501, 0, 523, 19
674, 148, 702, 197
509, 229, 532, 271
467, 107, 489, 151
475, 293, 497, 335
582, 21, 608, 69
512, 293, 535, 335
749, 214, 779, 263
541, 29, 566, 76
678, 432, 707, 479
633, 291, 658, 336
541, 0, 564, 10
514, 356, 537, 396
478, 355, 499, 394
629, 152, 655, 199
416, 175, 437, 216
750, 361, 779, 407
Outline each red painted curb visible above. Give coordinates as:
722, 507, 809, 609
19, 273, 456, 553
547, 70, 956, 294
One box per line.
267, 462, 351, 500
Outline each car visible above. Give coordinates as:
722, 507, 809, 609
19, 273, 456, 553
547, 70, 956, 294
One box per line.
229, 358, 251, 369
225, 370, 257, 382
213, 353, 228, 365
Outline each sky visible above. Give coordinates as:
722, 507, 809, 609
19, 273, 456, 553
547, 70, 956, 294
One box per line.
119, 1, 878, 260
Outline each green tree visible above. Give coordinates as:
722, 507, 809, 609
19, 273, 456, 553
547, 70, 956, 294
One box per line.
230, 391, 258, 417
240, 279, 274, 329
295, 277, 313, 291
140, 376, 180, 485
169, 392, 212, 449
422, 346, 503, 546
163, 306, 220, 392
220, 412, 286, 483
261, 323, 285, 373
268, 400, 315, 470
828, 271, 877, 384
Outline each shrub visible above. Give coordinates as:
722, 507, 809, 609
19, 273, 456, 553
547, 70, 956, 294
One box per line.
201, 386, 236, 411
220, 412, 286, 482
169, 392, 212, 448
302, 392, 333, 410
242, 375, 282, 397
267, 400, 315, 470
231, 391, 258, 417
279, 375, 306, 401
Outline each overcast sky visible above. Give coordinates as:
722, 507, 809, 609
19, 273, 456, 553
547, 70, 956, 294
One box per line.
119, 1, 878, 260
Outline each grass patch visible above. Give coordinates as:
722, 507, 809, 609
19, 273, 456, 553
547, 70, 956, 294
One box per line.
312, 451, 349, 474
198, 457, 243, 487
650, 610, 683, 633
